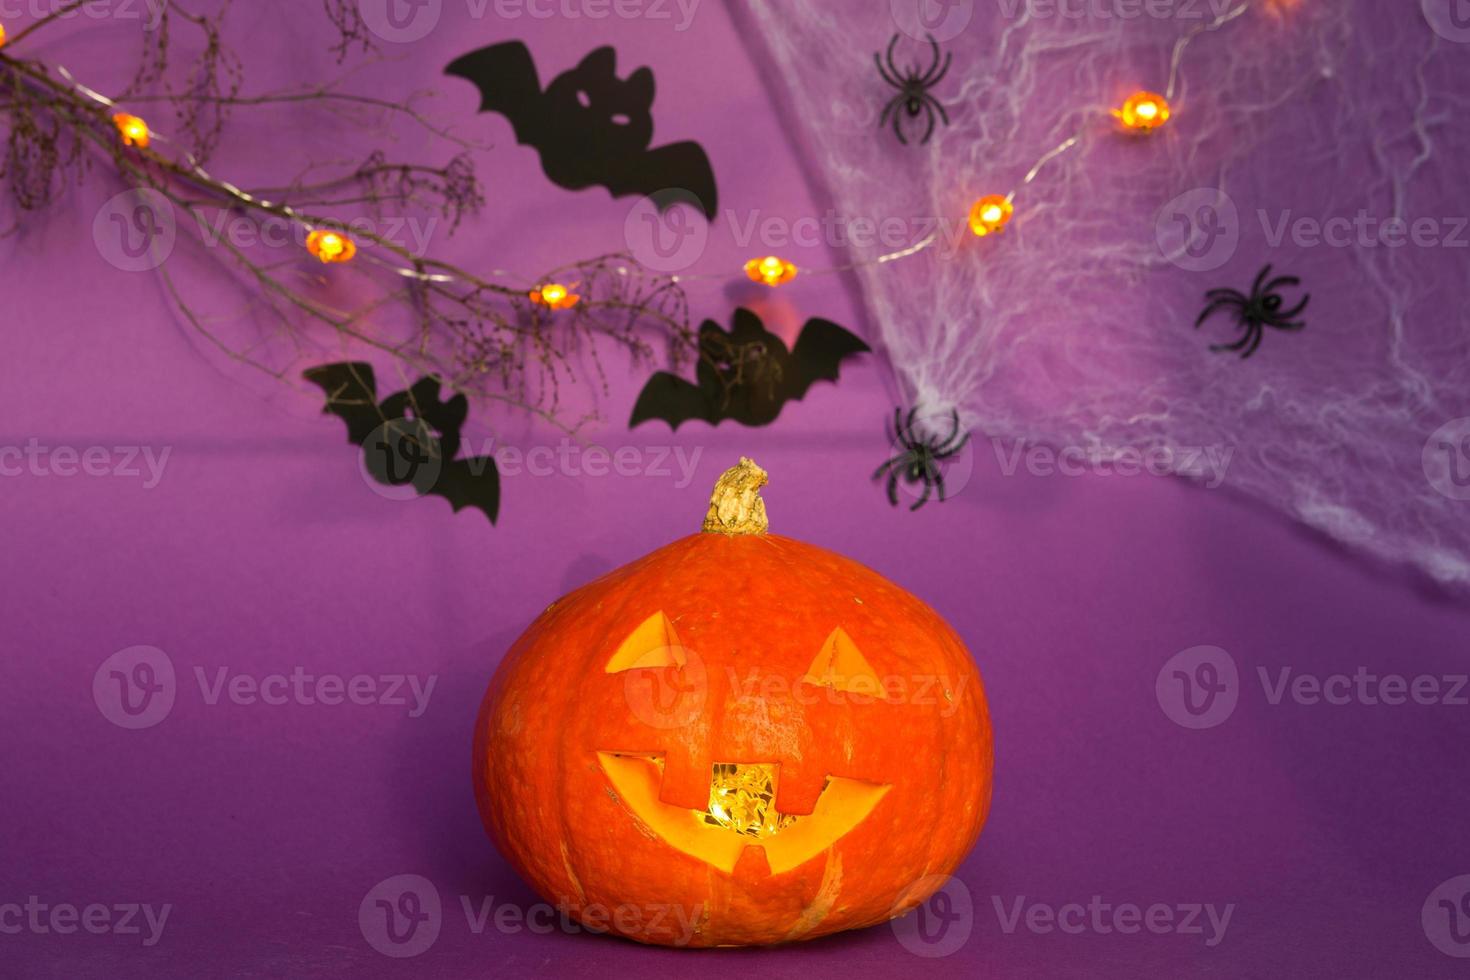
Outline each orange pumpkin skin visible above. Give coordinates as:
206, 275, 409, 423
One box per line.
473, 461, 993, 947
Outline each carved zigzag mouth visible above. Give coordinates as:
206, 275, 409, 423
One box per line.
596, 753, 889, 876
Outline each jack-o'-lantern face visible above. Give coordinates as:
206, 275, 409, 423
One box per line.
599, 612, 893, 875
473, 459, 993, 947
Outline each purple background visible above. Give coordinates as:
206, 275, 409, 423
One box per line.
4, 2, 1470, 977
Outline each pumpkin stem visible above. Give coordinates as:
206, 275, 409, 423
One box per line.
702, 457, 769, 535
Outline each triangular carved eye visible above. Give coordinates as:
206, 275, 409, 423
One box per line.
604, 611, 687, 673
803, 628, 883, 695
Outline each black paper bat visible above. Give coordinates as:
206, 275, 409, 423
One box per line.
630, 308, 870, 429
303, 362, 500, 524
446, 41, 718, 220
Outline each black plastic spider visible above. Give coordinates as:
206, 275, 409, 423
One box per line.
873, 407, 969, 511
875, 33, 951, 146
1195, 264, 1310, 360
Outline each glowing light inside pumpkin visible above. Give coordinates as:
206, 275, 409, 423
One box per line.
968, 195, 1013, 237
530, 282, 579, 309
703, 763, 799, 838
113, 113, 150, 148
306, 229, 356, 264
744, 256, 797, 287
1114, 91, 1171, 132
599, 752, 891, 874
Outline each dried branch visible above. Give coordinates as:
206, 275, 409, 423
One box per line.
0, 3, 694, 436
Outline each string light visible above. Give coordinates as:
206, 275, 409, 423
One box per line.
35, 0, 1256, 293
306, 229, 356, 264
744, 255, 798, 287
1114, 91, 1171, 132
0, 23, 8, 49
112, 113, 150, 148
968, 195, 1013, 237
530, 282, 579, 309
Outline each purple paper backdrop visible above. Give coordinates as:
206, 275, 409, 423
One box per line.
3, 2, 1470, 978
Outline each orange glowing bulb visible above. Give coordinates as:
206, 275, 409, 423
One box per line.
1114, 91, 1171, 132
306, 229, 357, 264
530, 282, 579, 309
968, 195, 1013, 237
744, 255, 797, 287
0, 23, 8, 49
113, 113, 151, 149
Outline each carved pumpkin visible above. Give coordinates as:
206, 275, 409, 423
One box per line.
473, 458, 993, 946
